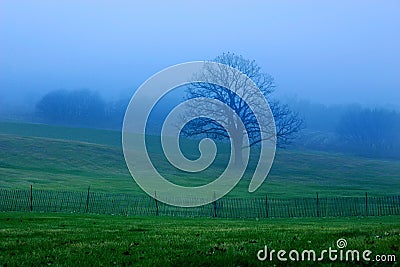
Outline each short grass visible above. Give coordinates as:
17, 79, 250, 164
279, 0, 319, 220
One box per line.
0, 212, 399, 266
1, 122, 400, 198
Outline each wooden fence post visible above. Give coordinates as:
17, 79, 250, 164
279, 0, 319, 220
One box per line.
213, 192, 217, 218
30, 185, 33, 212
154, 191, 159, 216
85, 186, 90, 213
265, 194, 269, 218
316, 192, 319, 217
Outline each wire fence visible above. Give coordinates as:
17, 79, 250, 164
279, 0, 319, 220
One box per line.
0, 187, 399, 218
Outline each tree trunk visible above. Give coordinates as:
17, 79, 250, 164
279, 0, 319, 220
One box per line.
233, 134, 243, 167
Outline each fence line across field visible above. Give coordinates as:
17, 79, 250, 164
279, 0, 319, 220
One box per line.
0, 187, 399, 218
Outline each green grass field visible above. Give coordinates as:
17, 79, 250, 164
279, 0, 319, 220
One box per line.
0, 212, 399, 266
1, 121, 399, 198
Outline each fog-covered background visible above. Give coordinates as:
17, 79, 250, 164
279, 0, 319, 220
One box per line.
1, 1, 399, 158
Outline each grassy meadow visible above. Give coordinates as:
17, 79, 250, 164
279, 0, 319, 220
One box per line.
0, 212, 399, 266
0, 121, 399, 198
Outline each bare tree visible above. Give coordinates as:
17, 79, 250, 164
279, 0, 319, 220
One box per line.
181, 52, 303, 166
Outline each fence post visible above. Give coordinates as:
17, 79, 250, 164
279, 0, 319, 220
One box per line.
213, 192, 217, 218
265, 194, 269, 218
30, 185, 33, 212
316, 192, 319, 217
154, 191, 159, 216
365, 192, 368, 216
85, 186, 90, 213
396, 195, 400, 215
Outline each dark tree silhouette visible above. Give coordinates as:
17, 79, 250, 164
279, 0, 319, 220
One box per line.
181, 52, 303, 165
336, 106, 400, 158
36, 89, 106, 127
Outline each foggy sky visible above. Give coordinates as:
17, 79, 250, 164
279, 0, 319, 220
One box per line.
1, 1, 399, 111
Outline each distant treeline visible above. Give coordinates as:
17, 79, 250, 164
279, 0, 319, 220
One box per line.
288, 99, 400, 159
34, 89, 400, 159
35, 89, 130, 129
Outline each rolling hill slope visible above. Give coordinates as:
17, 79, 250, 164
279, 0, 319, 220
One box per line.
1, 121, 399, 198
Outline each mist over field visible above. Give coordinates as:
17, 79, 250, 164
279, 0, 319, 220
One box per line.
1, 1, 399, 158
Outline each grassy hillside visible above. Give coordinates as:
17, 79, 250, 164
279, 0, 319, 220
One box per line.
1, 121, 399, 198
0, 121, 121, 146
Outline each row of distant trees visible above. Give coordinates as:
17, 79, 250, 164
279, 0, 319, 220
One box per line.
35, 87, 400, 159
336, 107, 400, 158
35, 89, 129, 129
288, 100, 400, 159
